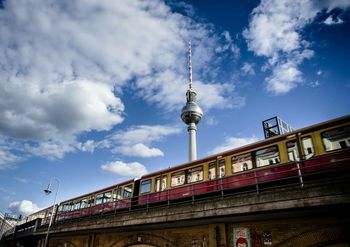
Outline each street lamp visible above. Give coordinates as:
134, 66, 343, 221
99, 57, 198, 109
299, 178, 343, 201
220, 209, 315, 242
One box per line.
43, 177, 60, 247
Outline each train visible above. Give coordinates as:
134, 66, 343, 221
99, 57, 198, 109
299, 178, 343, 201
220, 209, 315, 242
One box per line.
24, 115, 350, 224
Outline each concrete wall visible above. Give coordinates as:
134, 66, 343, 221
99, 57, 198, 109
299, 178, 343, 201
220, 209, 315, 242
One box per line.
46, 214, 349, 247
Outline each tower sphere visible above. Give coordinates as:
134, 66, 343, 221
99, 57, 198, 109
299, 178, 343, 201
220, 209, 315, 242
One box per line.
181, 102, 203, 125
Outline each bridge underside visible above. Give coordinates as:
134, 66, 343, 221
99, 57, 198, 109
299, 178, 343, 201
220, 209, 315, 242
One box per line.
2, 178, 350, 247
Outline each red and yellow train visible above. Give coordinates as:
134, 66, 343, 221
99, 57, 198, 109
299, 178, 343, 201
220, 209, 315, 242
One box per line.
36, 115, 350, 222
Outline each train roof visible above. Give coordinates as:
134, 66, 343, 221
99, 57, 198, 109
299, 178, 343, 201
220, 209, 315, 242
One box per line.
59, 178, 135, 204
140, 114, 350, 179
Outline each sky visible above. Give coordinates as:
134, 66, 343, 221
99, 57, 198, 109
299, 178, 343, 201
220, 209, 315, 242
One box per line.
0, 0, 349, 216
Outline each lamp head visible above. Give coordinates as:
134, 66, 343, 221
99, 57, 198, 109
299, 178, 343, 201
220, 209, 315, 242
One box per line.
44, 182, 52, 195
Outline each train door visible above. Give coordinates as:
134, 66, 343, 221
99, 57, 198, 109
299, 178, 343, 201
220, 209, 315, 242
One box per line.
286, 136, 304, 186
132, 179, 140, 207
218, 158, 226, 178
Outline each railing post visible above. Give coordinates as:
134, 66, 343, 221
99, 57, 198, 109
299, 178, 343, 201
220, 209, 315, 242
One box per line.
254, 171, 259, 194
220, 178, 224, 199
167, 190, 170, 207
147, 197, 149, 212
296, 162, 304, 188
114, 200, 118, 216
192, 185, 195, 205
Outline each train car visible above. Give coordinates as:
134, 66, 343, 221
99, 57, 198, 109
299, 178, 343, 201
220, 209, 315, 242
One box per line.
20, 115, 349, 223
56, 179, 136, 221
138, 115, 350, 206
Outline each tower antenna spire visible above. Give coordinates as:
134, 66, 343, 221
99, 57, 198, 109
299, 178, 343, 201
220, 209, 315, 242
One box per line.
181, 40, 203, 162
188, 40, 193, 90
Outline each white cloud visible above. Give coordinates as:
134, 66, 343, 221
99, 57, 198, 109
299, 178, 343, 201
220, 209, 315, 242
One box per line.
317, 70, 323, 76
241, 62, 255, 76
9, 200, 41, 216
210, 136, 260, 154
114, 143, 164, 158
109, 125, 181, 146
0, 79, 124, 140
103, 125, 181, 158
77, 140, 95, 153
0, 0, 242, 164
101, 161, 148, 178
324, 16, 344, 25
0, 148, 22, 170
266, 62, 302, 94
24, 141, 76, 160
244, 0, 350, 94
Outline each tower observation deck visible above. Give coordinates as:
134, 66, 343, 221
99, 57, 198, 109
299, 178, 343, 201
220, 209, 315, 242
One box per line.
181, 41, 203, 162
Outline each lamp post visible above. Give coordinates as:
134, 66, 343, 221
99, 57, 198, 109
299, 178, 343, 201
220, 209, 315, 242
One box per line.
43, 177, 60, 247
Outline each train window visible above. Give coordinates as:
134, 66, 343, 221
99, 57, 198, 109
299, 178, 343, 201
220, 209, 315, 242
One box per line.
187, 166, 203, 183
95, 193, 103, 205
81, 198, 89, 208
255, 146, 280, 167
103, 191, 112, 203
155, 177, 161, 192
231, 153, 253, 173
301, 136, 314, 159
322, 126, 350, 151
171, 171, 185, 187
123, 184, 133, 198
208, 162, 216, 180
161, 177, 167, 191
286, 141, 300, 161
219, 159, 226, 178
115, 187, 122, 200
155, 176, 167, 192
88, 197, 94, 206
141, 179, 152, 194
74, 201, 81, 210
63, 204, 70, 212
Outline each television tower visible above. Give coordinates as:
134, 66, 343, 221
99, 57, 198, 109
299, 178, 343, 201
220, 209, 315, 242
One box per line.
181, 41, 203, 162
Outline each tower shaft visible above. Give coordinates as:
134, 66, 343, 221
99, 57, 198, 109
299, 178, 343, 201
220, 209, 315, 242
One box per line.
188, 123, 197, 161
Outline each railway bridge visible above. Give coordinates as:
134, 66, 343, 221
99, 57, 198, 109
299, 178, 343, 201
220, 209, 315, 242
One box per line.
1, 176, 350, 247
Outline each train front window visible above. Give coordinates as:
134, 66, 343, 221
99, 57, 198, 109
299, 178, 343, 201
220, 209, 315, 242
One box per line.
255, 146, 280, 167
171, 171, 185, 187
322, 126, 350, 151
208, 162, 216, 180
301, 136, 315, 159
287, 141, 300, 161
187, 166, 203, 183
123, 184, 133, 198
141, 179, 152, 194
231, 153, 253, 173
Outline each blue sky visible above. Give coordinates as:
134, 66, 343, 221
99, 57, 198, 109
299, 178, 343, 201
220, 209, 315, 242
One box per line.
0, 0, 349, 216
